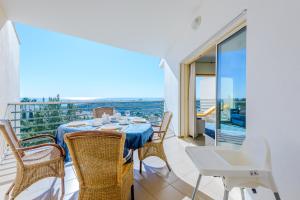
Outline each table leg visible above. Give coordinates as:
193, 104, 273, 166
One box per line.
274, 192, 281, 200
191, 174, 202, 200
223, 189, 229, 200
240, 188, 245, 200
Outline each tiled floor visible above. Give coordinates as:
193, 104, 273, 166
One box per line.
0, 136, 243, 200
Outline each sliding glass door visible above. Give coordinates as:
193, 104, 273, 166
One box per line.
216, 27, 246, 146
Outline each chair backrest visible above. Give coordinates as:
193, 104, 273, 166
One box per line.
0, 120, 23, 164
241, 135, 272, 170
93, 107, 114, 118
160, 111, 173, 140
64, 131, 125, 188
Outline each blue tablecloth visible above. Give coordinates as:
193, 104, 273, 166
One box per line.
56, 120, 153, 162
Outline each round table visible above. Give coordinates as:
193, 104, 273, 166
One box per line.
55, 119, 154, 162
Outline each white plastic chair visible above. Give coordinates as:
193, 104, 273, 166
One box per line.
185, 136, 281, 200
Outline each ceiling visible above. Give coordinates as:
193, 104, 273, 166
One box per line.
0, 0, 203, 57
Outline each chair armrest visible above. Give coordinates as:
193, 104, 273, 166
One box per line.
151, 124, 161, 127
20, 134, 56, 143
152, 131, 166, 141
153, 130, 165, 134
17, 143, 65, 157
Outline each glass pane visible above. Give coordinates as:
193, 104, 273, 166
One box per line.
216, 27, 246, 146
196, 76, 216, 120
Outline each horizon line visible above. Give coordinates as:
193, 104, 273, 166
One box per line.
20, 97, 164, 100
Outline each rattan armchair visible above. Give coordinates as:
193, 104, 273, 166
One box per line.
93, 107, 114, 118
138, 111, 173, 173
20, 133, 56, 145
0, 120, 65, 200
64, 131, 134, 200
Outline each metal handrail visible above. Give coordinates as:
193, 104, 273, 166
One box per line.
10, 106, 163, 114
6, 100, 165, 139
10, 113, 91, 121
7, 99, 164, 105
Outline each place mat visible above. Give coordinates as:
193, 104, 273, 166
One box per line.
67, 121, 88, 127
98, 124, 120, 131
131, 117, 147, 123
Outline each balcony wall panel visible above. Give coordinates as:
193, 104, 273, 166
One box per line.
247, 0, 300, 199
0, 21, 19, 160
0, 21, 19, 118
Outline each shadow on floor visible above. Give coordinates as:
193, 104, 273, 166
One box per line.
137, 161, 212, 200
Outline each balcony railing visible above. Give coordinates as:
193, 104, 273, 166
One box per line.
196, 99, 216, 123
5, 100, 164, 140
196, 99, 215, 113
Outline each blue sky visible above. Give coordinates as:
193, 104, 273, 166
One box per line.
15, 23, 163, 99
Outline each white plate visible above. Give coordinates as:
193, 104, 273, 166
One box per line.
132, 117, 147, 123
99, 124, 120, 130
118, 120, 129, 125
91, 121, 102, 127
67, 121, 87, 127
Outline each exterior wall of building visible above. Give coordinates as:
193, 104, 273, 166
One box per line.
163, 0, 247, 135
164, 0, 300, 199
0, 21, 20, 118
163, 60, 179, 135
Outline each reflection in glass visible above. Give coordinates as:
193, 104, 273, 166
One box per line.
216, 27, 246, 146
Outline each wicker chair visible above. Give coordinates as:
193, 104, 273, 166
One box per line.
93, 107, 114, 118
64, 131, 134, 200
0, 120, 65, 200
138, 111, 173, 173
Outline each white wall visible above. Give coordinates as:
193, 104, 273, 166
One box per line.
197, 77, 215, 100
163, 61, 179, 134
0, 21, 20, 118
247, 0, 300, 199
164, 0, 300, 199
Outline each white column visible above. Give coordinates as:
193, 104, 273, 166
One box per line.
188, 62, 196, 138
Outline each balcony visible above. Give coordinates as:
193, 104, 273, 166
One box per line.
0, 100, 245, 200
0, 133, 244, 200
5, 100, 165, 139
1, 0, 297, 198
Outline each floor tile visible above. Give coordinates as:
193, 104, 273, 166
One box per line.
172, 178, 213, 200
63, 192, 78, 200
153, 185, 186, 200
184, 172, 213, 188
135, 170, 169, 196
155, 170, 178, 185
133, 181, 156, 200
201, 179, 225, 200
0, 136, 243, 200
64, 178, 79, 195
64, 165, 76, 181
